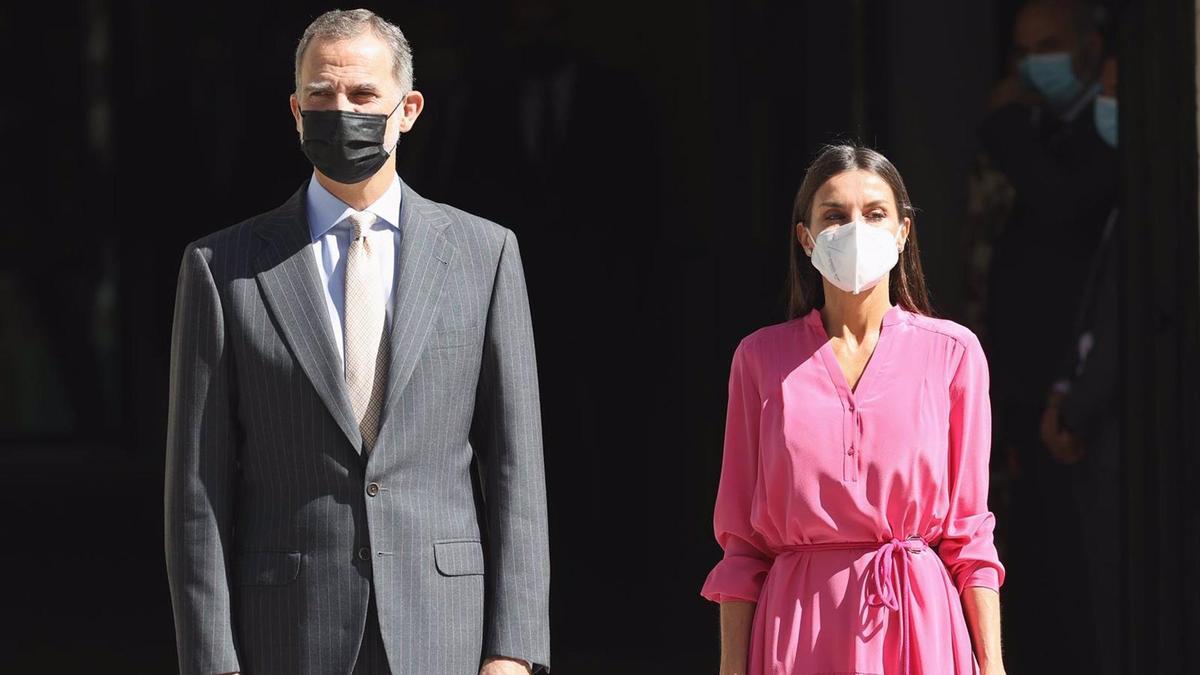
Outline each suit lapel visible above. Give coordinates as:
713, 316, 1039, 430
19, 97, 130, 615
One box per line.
254, 184, 365, 453
375, 182, 455, 447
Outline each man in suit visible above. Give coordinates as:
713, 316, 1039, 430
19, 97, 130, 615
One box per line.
165, 9, 549, 675
976, 1, 1117, 670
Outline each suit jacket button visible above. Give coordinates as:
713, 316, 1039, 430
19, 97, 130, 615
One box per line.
357, 547, 370, 561
366, 482, 380, 497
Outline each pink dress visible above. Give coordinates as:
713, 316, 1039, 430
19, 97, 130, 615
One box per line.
701, 304, 1004, 675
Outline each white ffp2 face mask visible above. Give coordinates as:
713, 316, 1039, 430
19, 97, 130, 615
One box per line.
807, 220, 901, 294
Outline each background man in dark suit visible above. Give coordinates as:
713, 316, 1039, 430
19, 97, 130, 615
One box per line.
165, 9, 549, 674
974, 0, 1118, 669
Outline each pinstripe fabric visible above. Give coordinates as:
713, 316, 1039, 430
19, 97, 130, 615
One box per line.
165, 179, 551, 675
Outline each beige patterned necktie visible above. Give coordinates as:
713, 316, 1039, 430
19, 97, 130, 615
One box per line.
343, 211, 389, 453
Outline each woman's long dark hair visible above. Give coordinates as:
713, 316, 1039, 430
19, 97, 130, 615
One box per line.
787, 144, 934, 319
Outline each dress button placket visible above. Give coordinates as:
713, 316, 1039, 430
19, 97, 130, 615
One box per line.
844, 398, 860, 482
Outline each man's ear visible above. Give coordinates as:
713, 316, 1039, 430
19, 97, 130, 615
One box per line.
396, 90, 425, 133
289, 93, 303, 137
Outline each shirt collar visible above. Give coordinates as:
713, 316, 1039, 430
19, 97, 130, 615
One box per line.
305, 173, 403, 241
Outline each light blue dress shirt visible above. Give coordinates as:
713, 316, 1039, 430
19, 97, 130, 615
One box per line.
306, 173, 403, 365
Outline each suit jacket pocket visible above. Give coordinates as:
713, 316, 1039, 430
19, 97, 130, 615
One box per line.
236, 550, 302, 586
433, 539, 485, 576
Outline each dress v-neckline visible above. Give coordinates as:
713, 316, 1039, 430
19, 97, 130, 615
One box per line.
810, 304, 902, 402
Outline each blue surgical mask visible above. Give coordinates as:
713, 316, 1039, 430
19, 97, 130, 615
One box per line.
1018, 52, 1084, 109
1093, 95, 1118, 148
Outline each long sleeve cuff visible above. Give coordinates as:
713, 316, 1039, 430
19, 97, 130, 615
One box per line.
958, 564, 1003, 594
700, 554, 772, 603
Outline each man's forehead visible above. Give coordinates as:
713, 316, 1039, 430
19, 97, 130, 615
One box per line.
300, 33, 394, 83
1015, 4, 1076, 45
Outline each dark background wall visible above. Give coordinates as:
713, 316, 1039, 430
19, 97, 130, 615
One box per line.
0, 1, 1195, 673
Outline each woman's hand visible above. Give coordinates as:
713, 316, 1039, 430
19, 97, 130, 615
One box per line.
980, 661, 1008, 675
719, 659, 749, 675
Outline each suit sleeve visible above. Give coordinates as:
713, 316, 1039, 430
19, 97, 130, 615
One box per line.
164, 244, 242, 675
470, 229, 551, 671
700, 338, 775, 603
938, 333, 1006, 594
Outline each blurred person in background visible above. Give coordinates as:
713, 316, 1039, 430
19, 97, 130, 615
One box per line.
1040, 53, 1122, 675
974, 0, 1118, 667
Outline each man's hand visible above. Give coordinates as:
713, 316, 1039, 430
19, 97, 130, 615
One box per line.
1041, 392, 1086, 465
480, 656, 532, 675
1039, 391, 1063, 453
1048, 427, 1086, 465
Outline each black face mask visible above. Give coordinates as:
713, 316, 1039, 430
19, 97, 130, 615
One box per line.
300, 100, 402, 184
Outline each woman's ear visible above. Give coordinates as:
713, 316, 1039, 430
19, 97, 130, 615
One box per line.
898, 217, 912, 252
796, 222, 813, 257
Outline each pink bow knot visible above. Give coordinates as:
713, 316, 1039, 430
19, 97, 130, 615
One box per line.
866, 536, 928, 674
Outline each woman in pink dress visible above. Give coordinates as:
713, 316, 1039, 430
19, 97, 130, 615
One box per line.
701, 145, 1006, 675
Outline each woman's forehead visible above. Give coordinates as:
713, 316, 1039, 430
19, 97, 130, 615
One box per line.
816, 170, 896, 205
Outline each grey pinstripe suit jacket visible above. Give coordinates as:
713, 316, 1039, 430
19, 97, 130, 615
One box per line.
164, 179, 550, 675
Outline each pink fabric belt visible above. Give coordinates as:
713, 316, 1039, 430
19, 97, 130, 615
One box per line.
778, 536, 930, 675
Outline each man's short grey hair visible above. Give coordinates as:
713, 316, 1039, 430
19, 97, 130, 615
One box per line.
294, 9, 414, 93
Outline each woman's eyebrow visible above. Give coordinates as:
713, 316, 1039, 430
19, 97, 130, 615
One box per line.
818, 200, 889, 209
